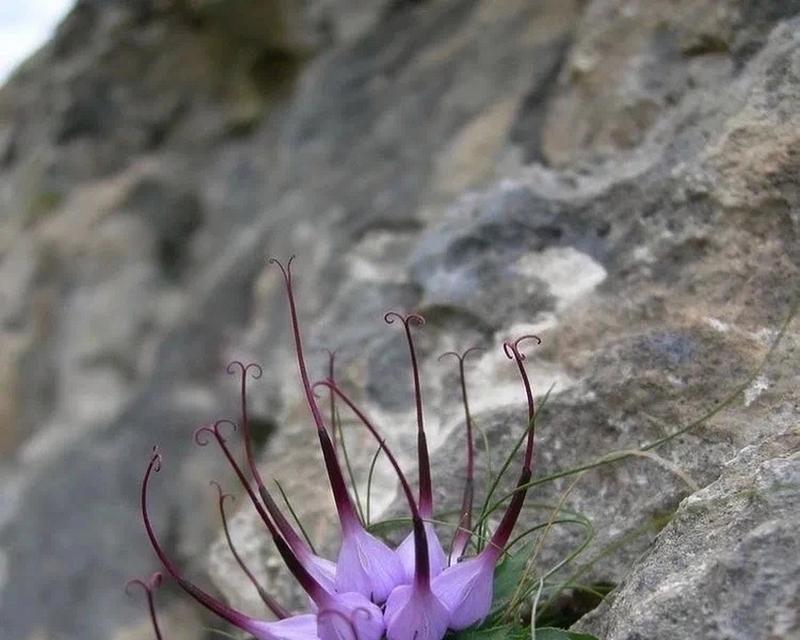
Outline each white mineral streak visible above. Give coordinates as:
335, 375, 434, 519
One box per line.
744, 374, 770, 407
514, 246, 607, 310
703, 317, 730, 333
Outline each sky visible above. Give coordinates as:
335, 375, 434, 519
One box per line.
0, 0, 75, 84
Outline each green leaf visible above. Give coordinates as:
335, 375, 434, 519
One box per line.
450, 623, 524, 640
533, 628, 600, 640
449, 624, 599, 640
491, 539, 536, 612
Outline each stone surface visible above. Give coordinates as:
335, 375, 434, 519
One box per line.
0, 1, 799, 639
575, 428, 800, 639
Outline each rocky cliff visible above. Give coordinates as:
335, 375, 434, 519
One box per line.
0, 1, 798, 639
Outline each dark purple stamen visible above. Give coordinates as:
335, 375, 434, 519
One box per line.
431, 337, 542, 629
226, 360, 316, 557
125, 572, 164, 640
195, 421, 283, 544
270, 257, 361, 532
147, 444, 343, 624
482, 335, 540, 559
271, 258, 404, 604
384, 312, 434, 519
226, 360, 264, 487
314, 379, 432, 589
141, 448, 273, 635
316, 380, 449, 640
438, 347, 483, 563
193, 422, 335, 602
324, 349, 339, 452
211, 480, 290, 619
502, 335, 540, 471
483, 466, 533, 561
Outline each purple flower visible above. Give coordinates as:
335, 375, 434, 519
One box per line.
226, 360, 337, 594
384, 312, 448, 583
249, 614, 320, 640
431, 552, 495, 629
383, 526, 450, 640
133, 258, 545, 640
333, 524, 405, 602
395, 520, 447, 583
317, 592, 385, 640
316, 379, 449, 640
432, 336, 541, 629
140, 449, 320, 640
384, 583, 450, 640
144, 439, 386, 640
270, 258, 406, 603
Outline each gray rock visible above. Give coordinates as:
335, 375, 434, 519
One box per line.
575, 428, 800, 640
1, 0, 800, 639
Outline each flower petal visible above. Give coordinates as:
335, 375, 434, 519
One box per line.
335, 528, 405, 603
384, 585, 450, 640
396, 521, 447, 582
431, 555, 494, 630
250, 614, 320, 640
305, 553, 337, 593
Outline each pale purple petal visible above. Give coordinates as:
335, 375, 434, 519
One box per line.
304, 554, 338, 613
249, 614, 319, 640
384, 585, 450, 640
335, 528, 404, 603
304, 553, 337, 593
317, 592, 385, 640
431, 555, 494, 630
396, 521, 447, 583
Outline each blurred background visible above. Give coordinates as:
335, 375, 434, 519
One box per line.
1, 1, 799, 640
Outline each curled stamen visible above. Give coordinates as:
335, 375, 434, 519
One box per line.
481, 333, 542, 558
431, 337, 543, 629
225, 361, 315, 562
383, 311, 426, 329
268, 255, 296, 285
269, 256, 330, 431
210, 481, 290, 620
150, 446, 162, 471
226, 360, 264, 380
270, 256, 364, 533
316, 598, 383, 640
502, 335, 541, 469
437, 347, 484, 365
226, 360, 264, 472
384, 310, 433, 519
193, 419, 340, 605
125, 572, 163, 598
502, 334, 542, 361
438, 347, 483, 563
195, 422, 296, 559
125, 572, 165, 640
142, 450, 275, 636
193, 420, 237, 447
318, 605, 375, 640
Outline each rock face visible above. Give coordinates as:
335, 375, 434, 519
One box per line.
576, 428, 800, 640
0, 1, 798, 640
